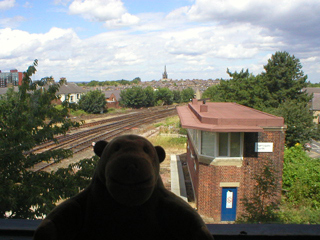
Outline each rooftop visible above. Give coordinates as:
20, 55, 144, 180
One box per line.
177, 100, 285, 132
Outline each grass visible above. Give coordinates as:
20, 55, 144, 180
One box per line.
148, 136, 186, 150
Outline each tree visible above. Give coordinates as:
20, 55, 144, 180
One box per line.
78, 90, 106, 114
181, 88, 195, 103
0, 60, 88, 219
263, 51, 310, 108
120, 86, 146, 108
270, 100, 316, 147
202, 52, 316, 146
144, 86, 155, 107
155, 88, 174, 105
172, 90, 181, 103
203, 69, 270, 110
238, 160, 280, 223
132, 77, 141, 84
283, 145, 320, 208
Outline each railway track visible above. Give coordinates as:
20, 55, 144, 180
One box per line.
31, 107, 177, 172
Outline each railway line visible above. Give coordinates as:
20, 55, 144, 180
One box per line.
31, 107, 177, 172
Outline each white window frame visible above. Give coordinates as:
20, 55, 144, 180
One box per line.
187, 129, 243, 159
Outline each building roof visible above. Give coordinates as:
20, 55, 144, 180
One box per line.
177, 101, 285, 132
303, 87, 320, 94
104, 90, 121, 100
57, 82, 85, 95
311, 93, 320, 110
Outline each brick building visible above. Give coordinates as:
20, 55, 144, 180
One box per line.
0, 69, 23, 87
177, 100, 286, 222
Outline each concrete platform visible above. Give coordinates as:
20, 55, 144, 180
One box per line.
170, 154, 188, 202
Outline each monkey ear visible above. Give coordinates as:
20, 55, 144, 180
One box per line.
155, 146, 166, 163
94, 141, 108, 157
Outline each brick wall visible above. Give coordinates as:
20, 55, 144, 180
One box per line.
194, 130, 285, 221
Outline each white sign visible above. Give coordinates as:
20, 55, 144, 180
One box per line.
226, 191, 233, 209
255, 142, 273, 152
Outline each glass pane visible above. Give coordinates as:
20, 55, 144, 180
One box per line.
201, 131, 215, 156
219, 133, 228, 156
230, 132, 241, 157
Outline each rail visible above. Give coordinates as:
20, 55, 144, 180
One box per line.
30, 107, 177, 171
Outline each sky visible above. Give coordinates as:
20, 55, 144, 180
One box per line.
0, 0, 320, 83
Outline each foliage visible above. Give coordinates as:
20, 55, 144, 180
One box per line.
202, 51, 316, 146
282, 145, 320, 208
144, 86, 156, 107
181, 87, 195, 103
0, 60, 88, 219
279, 202, 320, 224
120, 86, 146, 108
238, 160, 280, 223
78, 89, 106, 114
203, 69, 270, 110
155, 87, 174, 105
148, 136, 186, 150
86, 78, 141, 87
262, 51, 310, 108
270, 101, 316, 147
172, 90, 181, 103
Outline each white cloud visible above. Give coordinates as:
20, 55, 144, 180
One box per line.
0, 0, 15, 10
104, 12, 140, 28
1, 0, 320, 82
0, 15, 25, 28
69, 0, 125, 21
68, 0, 139, 28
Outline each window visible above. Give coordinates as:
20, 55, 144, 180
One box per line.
201, 131, 215, 156
192, 130, 242, 158
219, 132, 241, 157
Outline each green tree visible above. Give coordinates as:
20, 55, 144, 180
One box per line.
155, 88, 174, 105
181, 88, 195, 103
263, 51, 310, 108
78, 90, 106, 114
172, 90, 181, 103
270, 100, 316, 147
238, 160, 280, 223
120, 86, 146, 108
132, 77, 141, 84
144, 86, 155, 107
203, 69, 269, 110
283, 145, 320, 208
0, 60, 87, 219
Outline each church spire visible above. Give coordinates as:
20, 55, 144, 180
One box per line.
162, 65, 168, 80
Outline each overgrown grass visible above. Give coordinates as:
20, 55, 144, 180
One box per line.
70, 109, 88, 116
148, 136, 186, 150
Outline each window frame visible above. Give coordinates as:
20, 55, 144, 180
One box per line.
188, 129, 243, 159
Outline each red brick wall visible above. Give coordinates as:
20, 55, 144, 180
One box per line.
193, 130, 285, 221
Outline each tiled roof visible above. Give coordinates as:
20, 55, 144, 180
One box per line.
56, 82, 86, 94
303, 87, 320, 94
312, 93, 320, 110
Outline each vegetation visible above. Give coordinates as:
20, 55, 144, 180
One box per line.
238, 145, 320, 224
203, 51, 315, 147
78, 90, 107, 114
238, 160, 280, 223
120, 86, 194, 108
84, 77, 141, 87
0, 61, 95, 219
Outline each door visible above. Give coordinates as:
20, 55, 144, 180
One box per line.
221, 187, 237, 221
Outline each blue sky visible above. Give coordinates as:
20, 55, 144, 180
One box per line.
1, 0, 320, 83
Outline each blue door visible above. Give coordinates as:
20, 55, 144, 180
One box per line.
221, 187, 237, 221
